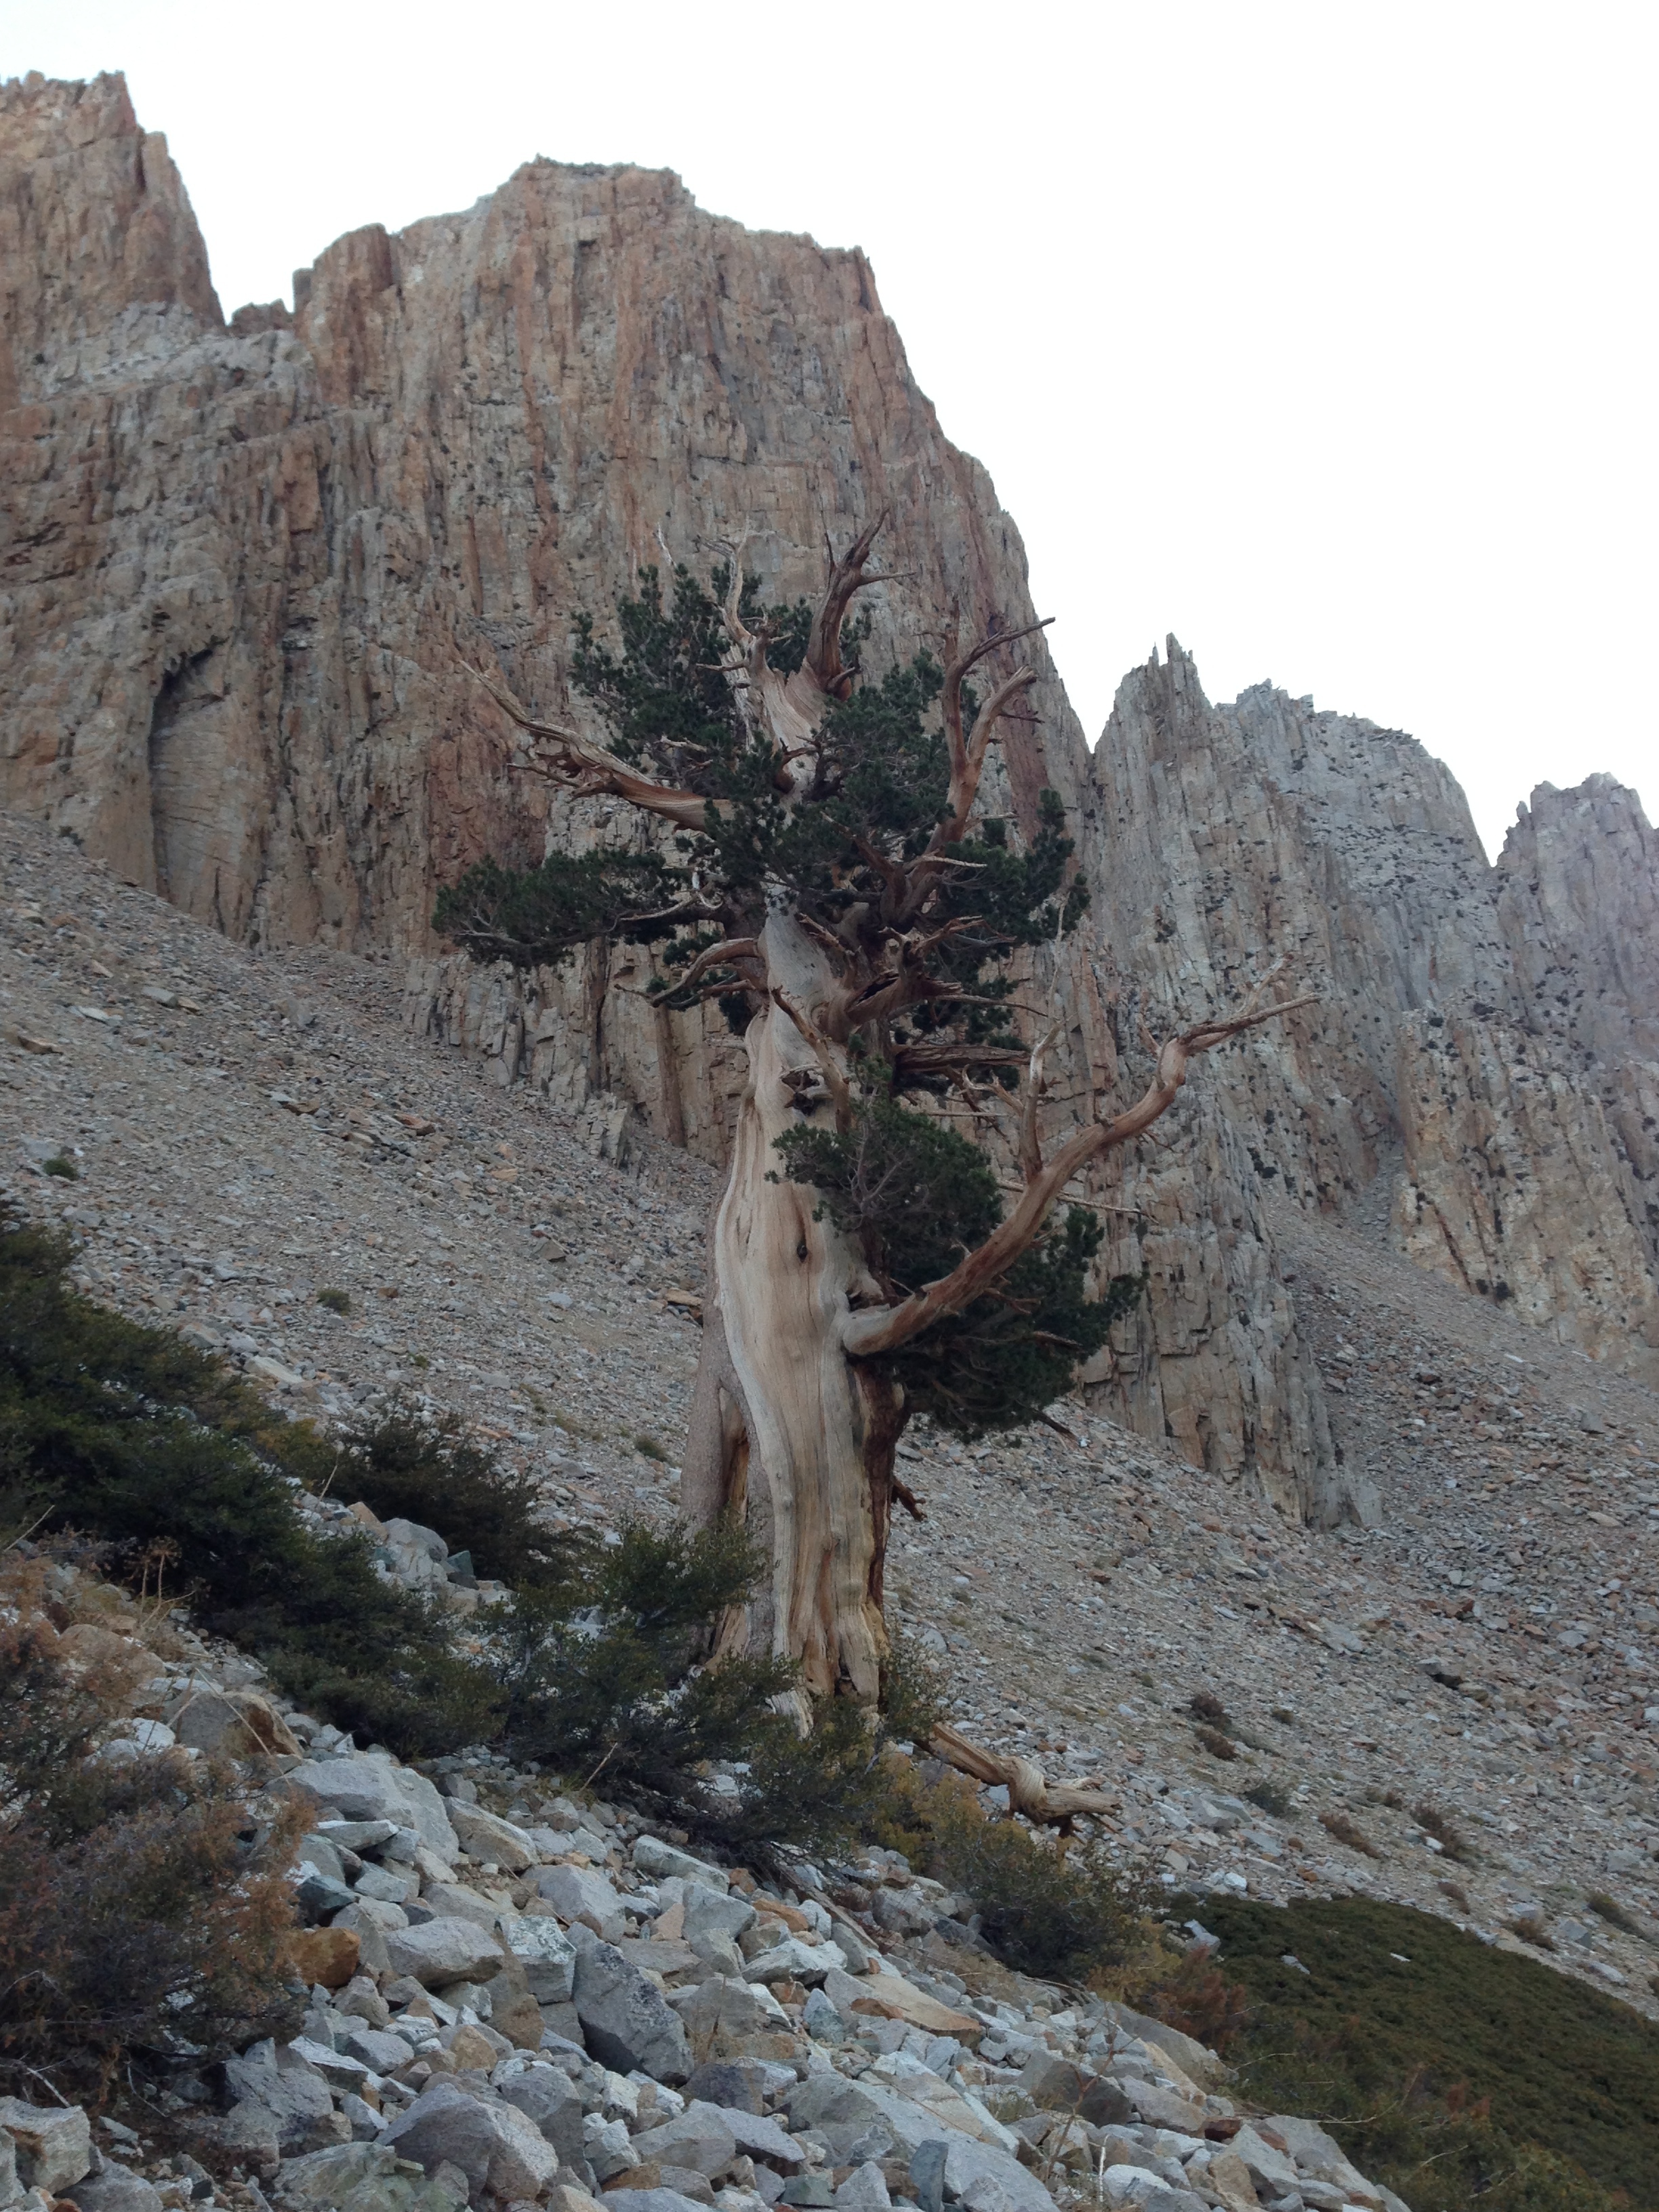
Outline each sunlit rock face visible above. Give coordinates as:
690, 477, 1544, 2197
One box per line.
1080, 646, 1659, 1385
6, 71, 1654, 1517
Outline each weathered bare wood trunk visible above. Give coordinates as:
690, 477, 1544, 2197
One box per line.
680, 907, 899, 1702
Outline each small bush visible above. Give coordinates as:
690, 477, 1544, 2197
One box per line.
880, 1768, 1151, 1982
331, 1402, 576, 1593
1195, 1725, 1237, 1761
1188, 1689, 1231, 1728
633, 1433, 669, 1462
1511, 1911, 1554, 1950
490, 1517, 916, 1851
0, 1563, 302, 2097
316, 1288, 351, 1314
42, 1155, 78, 1181
1585, 1890, 1642, 1937
1244, 1782, 1291, 1818
0, 1206, 498, 1757
1414, 1801, 1474, 1864
1319, 1809, 1382, 1858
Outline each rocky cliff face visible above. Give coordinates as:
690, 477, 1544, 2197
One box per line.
6, 70, 1652, 1509
1081, 645, 1659, 1382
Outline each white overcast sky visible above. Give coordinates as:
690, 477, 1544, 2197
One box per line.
7, 0, 1654, 858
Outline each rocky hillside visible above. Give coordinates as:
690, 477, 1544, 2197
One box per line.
6, 811, 1659, 2212
1, 66, 1656, 1509
0, 1540, 1416, 2212
7, 815, 1659, 2004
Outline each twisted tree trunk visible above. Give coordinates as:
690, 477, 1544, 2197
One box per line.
679, 905, 899, 1704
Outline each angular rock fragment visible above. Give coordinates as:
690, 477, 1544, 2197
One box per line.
0, 2099, 92, 2195
571, 1927, 692, 2082
384, 1917, 506, 1988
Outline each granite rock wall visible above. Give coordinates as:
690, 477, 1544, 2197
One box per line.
12, 69, 1654, 1502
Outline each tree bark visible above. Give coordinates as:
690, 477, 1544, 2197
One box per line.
681, 904, 897, 1702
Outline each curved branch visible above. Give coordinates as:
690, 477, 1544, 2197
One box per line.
935, 663, 1040, 852
461, 661, 715, 831
928, 1720, 1117, 1825
673, 937, 762, 993
805, 513, 889, 698
937, 617, 1051, 821
841, 989, 1317, 1357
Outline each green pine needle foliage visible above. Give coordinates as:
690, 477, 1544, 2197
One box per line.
436, 558, 1134, 1437
0, 1206, 500, 1756
489, 1517, 937, 1849
775, 1099, 1143, 1435
433, 850, 680, 971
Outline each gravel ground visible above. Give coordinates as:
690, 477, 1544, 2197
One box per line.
5, 812, 1657, 2014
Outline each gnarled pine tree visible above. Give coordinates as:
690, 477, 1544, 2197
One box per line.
441, 523, 1307, 1802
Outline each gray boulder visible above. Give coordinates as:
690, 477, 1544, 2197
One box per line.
785, 2078, 938, 2158
627, 2102, 739, 2177
0, 2097, 91, 2194
419, 1882, 504, 1931
381, 2078, 559, 2205
716, 2107, 806, 2173
447, 1801, 540, 1872
1261, 2114, 1378, 2198
276, 2139, 464, 2212
682, 2061, 766, 2115
835, 2164, 893, 2211
538, 1863, 626, 1935
571, 1927, 692, 2083
1227, 2126, 1301, 2199
502, 1914, 577, 2001
604, 2191, 718, 2212
384, 1916, 506, 1988
286, 1756, 459, 1861
632, 1837, 731, 1889
682, 1883, 757, 1976
67, 2157, 165, 2212
869, 1887, 937, 1940
494, 2062, 588, 2168
1017, 2053, 1131, 2127
941, 2136, 1058, 2212
220, 2041, 340, 2154
298, 1861, 364, 1917
741, 1936, 844, 1988
344, 2025, 416, 2073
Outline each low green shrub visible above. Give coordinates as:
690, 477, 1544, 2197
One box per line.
1584, 1889, 1642, 1936
1243, 1780, 1291, 1818
331, 1402, 577, 1592
1184, 1893, 1659, 2211
316, 1288, 350, 1314
872, 1763, 1151, 1982
489, 1518, 925, 1851
0, 1208, 498, 1756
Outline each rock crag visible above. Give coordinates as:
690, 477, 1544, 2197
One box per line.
1077, 647, 1659, 1384
3, 69, 1655, 1509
